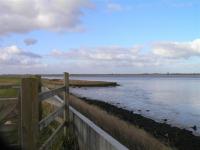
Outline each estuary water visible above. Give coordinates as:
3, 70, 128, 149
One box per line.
45, 75, 200, 135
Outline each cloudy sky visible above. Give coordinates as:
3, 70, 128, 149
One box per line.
0, 0, 200, 74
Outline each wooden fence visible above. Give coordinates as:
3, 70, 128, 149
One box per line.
0, 72, 69, 150
21, 72, 69, 150
0, 72, 128, 150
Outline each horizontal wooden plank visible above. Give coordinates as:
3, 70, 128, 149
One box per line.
39, 122, 65, 150
0, 97, 18, 102
39, 105, 64, 131
38, 86, 65, 101
0, 84, 20, 89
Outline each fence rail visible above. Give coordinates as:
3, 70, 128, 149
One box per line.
0, 97, 18, 102
0, 84, 20, 89
39, 104, 65, 131
39, 122, 65, 150
38, 86, 65, 102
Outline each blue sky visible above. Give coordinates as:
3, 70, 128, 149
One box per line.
0, 0, 200, 74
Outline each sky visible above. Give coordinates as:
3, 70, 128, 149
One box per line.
0, 0, 200, 74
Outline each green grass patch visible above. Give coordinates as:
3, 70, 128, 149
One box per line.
0, 76, 20, 98
0, 77, 21, 85
0, 89, 18, 98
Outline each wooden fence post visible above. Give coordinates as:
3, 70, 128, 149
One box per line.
21, 78, 39, 150
64, 72, 69, 136
35, 75, 42, 120
18, 89, 22, 146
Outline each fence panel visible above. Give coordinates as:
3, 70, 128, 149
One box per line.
39, 105, 64, 131
38, 86, 65, 102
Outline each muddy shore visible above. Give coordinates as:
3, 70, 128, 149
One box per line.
76, 96, 200, 150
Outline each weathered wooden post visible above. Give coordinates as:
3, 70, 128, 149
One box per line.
21, 78, 39, 150
18, 88, 22, 146
35, 75, 42, 120
64, 72, 69, 136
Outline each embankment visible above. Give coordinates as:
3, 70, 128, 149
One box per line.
43, 79, 118, 87
77, 97, 200, 150
69, 94, 171, 150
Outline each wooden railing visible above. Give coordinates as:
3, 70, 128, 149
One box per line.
20, 72, 69, 150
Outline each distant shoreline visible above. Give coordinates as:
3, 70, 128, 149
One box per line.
1, 73, 200, 77
71, 73, 200, 77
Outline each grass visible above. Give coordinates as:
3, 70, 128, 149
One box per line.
0, 77, 20, 98
38, 102, 65, 149
69, 94, 172, 150
0, 89, 18, 98
40, 101, 79, 150
0, 77, 21, 85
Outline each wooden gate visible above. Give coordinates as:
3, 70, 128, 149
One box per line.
0, 72, 69, 150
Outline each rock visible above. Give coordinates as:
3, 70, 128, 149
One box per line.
191, 125, 197, 131
163, 119, 167, 122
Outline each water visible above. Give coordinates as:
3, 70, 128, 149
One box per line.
44, 75, 200, 135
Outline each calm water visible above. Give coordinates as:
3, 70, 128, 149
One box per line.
45, 75, 200, 135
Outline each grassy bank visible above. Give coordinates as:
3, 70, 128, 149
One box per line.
69, 94, 171, 150
43, 78, 119, 87
78, 97, 200, 150
0, 77, 118, 97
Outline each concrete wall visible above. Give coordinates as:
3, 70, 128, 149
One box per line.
69, 106, 129, 150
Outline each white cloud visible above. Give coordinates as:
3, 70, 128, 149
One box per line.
0, 0, 93, 36
2, 38, 200, 74
50, 45, 162, 67
24, 38, 37, 46
48, 45, 190, 73
152, 39, 200, 58
0, 45, 42, 66
49, 39, 200, 73
51, 45, 140, 60
107, 3, 123, 12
